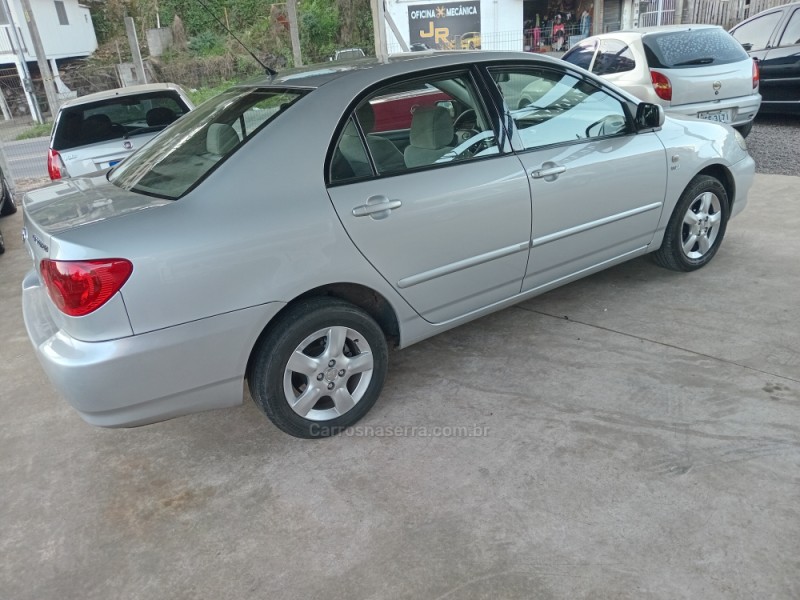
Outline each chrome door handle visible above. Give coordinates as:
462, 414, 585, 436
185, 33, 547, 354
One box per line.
352, 196, 402, 220
531, 165, 566, 180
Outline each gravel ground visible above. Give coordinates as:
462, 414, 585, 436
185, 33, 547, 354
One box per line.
747, 112, 800, 177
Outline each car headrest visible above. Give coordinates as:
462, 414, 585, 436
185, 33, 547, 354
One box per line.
206, 123, 239, 156
409, 106, 454, 150
146, 107, 176, 127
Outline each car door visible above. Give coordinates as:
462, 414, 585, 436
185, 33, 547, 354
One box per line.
758, 7, 800, 107
327, 70, 531, 325
483, 64, 667, 291
730, 9, 785, 104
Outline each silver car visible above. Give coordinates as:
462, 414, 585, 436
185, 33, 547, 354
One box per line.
22, 52, 755, 438
47, 83, 194, 180
562, 25, 762, 136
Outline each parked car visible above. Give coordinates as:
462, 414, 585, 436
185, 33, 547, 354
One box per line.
562, 25, 762, 136
331, 48, 366, 61
730, 1, 800, 113
0, 160, 16, 217
47, 83, 194, 180
461, 32, 481, 49
22, 52, 754, 438
0, 158, 16, 255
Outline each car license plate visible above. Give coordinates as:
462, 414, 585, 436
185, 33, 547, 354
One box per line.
698, 109, 732, 123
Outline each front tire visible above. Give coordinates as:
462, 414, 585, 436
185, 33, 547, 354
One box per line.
248, 297, 388, 438
0, 175, 16, 217
653, 175, 729, 272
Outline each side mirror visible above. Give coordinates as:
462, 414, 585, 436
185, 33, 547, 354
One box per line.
635, 102, 665, 130
741, 42, 753, 51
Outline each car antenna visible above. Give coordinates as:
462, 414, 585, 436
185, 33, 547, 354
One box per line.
192, 0, 277, 79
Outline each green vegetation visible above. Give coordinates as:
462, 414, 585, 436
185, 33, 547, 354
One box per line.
187, 80, 237, 106
89, 0, 374, 69
15, 121, 52, 141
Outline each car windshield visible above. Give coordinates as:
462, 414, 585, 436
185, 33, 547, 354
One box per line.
108, 87, 304, 200
642, 28, 748, 68
52, 91, 191, 151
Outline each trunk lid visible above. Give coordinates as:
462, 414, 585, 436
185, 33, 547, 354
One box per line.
59, 132, 158, 178
660, 62, 754, 106
23, 174, 170, 239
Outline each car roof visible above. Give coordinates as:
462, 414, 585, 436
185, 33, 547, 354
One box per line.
234, 51, 563, 90
59, 82, 189, 109
583, 24, 723, 43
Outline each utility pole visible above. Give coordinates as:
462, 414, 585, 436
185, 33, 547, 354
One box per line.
383, 2, 408, 53
124, 16, 147, 85
1, 0, 43, 122
370, 0, 388, 61
286, 0, 302, 67
18, 0, 59, 119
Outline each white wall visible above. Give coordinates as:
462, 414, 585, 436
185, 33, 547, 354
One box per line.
0, 0, 97, 61
385, 0, 524, 52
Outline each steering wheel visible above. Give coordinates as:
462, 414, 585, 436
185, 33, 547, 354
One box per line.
436, 130, 496, 163
453, 108, 476, 130
452, 109, 481, 146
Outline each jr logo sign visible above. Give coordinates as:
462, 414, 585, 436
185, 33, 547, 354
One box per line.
408, 2, 481, 50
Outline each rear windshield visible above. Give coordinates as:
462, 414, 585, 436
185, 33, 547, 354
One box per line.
108, 87, 304, 200
643, 28, 748, 68
562, 41, 597, 70
52, 91, 191, 151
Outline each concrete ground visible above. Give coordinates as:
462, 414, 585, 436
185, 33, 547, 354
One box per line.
1, 174, 799, 599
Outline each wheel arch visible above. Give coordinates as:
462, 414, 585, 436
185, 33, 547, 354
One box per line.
697, 164, 736, 213
245, 282, 401, 379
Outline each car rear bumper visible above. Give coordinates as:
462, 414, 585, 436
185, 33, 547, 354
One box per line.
669, 93, 762, 126
22, 268, 284, 427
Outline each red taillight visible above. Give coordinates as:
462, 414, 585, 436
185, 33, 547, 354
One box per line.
40, 259, 133, 317
47, 148, 64, 180
650, 70, 672, 102
752, 59, 760, 89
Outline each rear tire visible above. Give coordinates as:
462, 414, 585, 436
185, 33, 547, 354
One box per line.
248, 297, 388, 438
0, 175, 16, 217
653, 175, 729, 272
734, 121, 753, 138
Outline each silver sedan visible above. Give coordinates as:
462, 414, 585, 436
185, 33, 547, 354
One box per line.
22, 52, 755, 438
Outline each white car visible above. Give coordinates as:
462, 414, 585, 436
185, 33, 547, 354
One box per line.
47, 83, 194, 180
562, 25, 761, 136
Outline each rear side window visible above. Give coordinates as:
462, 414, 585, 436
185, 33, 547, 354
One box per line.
109, 88, 303, 199
730, 11, 782, 51
52, 92, 190, 151
643, 28, 749, 68
779, 9, 800, 47
593, 39, 636, 75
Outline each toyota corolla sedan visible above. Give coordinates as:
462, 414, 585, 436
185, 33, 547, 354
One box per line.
563, 25, 762, 136
22, 52, 755, 438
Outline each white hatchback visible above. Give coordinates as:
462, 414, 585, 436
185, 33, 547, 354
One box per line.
562, 25, 761, 136
47, 83, 194, 180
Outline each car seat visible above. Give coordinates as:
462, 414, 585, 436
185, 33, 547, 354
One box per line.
403, 106, 455, 168
339, 103, 406, 175
206, 123, 240, 158
146, 107, 177, 127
